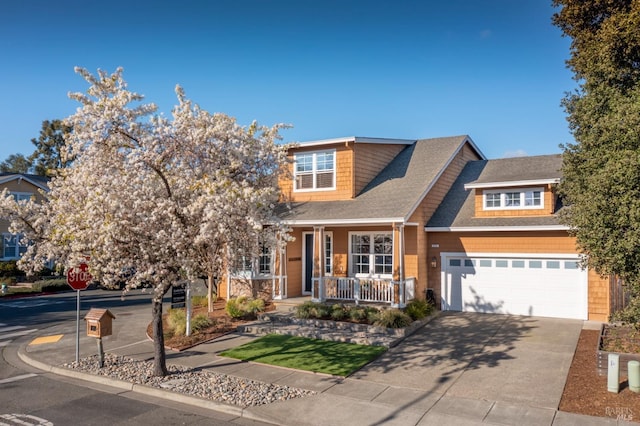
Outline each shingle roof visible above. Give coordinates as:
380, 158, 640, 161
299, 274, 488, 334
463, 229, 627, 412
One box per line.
426, 154, 565, 229
278, 135, 480, 224
467, 154, 562, 185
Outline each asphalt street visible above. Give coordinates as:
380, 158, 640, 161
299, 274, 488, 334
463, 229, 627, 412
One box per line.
0, 289, 269, 426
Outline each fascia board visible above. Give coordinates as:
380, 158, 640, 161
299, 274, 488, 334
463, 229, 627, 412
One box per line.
464, 178, 560, 190
425, 225, 570, 232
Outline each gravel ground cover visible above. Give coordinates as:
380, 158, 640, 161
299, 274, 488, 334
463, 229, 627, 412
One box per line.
63, 353, 315, 407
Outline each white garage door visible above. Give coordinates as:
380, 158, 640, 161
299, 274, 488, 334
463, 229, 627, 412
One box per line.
441, 253, 588, 320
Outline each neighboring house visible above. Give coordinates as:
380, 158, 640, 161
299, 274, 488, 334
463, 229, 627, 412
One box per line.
426, 155, 621, 321
0, 173, 49, 261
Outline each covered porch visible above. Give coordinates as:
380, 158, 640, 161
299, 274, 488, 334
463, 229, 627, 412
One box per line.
273, 222, 417, 308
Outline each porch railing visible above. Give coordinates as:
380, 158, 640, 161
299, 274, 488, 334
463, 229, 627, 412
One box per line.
314, 276, 416, 307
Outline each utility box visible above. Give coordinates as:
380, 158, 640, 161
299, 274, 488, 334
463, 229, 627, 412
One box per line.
84, 308, 116, 338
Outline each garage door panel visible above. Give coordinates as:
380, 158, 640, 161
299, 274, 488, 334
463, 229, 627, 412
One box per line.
443, 255, 587, 320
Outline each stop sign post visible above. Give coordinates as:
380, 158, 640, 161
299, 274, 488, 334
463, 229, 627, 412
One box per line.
67, 263, 92, 291
67, 262, 92, 362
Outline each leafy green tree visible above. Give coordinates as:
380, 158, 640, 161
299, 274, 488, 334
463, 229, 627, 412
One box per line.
553, 0, 640, 323
29, 119, 73, 176
0, 154, 32, 173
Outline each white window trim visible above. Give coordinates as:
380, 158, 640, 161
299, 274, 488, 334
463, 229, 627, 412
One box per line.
293, 149, 336, 192
2, 232, 28, 260
348, 231, 393, 279
231, 241, 275, 279
482, 187, 544, 211
10, 192, 33, 202
322, 232, 334, 275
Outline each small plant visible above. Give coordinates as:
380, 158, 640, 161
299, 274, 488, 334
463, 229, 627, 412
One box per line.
246, 298, 266, 316
348, 306, 368, 322
191, 314, 214, 332
374, 309, 413, 328
330, 304, 347, 320
366, 307, 380, 324
225, 296, 266, 319
167, 309, 187, 336
310, 303, 331, 318
225, 296, 246, 318
295, 301, 315, 319
191, 295, 208, 308
405, 299, 433, 320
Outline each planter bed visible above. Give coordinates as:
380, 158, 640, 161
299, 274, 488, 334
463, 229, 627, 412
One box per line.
596, 323, 640, 376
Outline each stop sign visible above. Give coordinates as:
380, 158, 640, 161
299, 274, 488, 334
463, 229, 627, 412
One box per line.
67, 263, 92, 291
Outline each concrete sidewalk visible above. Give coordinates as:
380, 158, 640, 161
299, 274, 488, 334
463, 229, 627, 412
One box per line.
15, 304, 639, 426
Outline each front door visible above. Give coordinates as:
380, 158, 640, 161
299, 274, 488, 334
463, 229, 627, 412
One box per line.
303, 233, 314, 293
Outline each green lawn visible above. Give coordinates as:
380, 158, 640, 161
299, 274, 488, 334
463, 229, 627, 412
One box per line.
220, 334, 387, 377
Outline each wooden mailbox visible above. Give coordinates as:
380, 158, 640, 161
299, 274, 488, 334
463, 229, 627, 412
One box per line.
84, 308, 116, 338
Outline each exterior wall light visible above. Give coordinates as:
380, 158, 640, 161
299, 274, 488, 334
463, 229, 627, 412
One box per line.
431, 256, 437, 268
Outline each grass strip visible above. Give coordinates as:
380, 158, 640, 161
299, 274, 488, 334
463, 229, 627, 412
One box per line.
220, 334, 386, 377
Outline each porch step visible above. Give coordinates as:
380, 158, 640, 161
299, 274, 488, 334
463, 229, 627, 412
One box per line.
272, 297, 311, 312
237, 311, 437, 348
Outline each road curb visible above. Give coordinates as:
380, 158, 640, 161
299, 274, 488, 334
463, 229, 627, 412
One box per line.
17, 343, 259, 421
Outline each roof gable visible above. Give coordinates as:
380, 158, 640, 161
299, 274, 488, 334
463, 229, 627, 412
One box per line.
0, 173, 49, 192
464, 154, 562, 189
279, 135, 484, 224
427, 154, 566, 230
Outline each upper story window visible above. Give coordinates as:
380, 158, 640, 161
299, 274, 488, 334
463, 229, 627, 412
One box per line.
294, 150, 335, 191
483, 188, 544, 210
10, 192, 33, 202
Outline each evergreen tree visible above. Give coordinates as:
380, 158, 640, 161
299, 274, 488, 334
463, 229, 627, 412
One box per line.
0, 153, 32, 173
553, 0, 640, 323
29, 119, 73, 176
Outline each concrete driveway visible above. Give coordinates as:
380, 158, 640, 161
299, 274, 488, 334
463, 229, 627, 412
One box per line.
351, 312, 583, 410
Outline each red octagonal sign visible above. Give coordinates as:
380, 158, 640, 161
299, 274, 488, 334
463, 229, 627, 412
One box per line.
67, 263, 92, 291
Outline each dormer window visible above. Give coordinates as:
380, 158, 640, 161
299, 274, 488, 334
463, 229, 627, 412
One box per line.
483, 188, 543, 210
294, 150, 335, 191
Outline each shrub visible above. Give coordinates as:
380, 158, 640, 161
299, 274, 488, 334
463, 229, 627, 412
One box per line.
191, 314, 214, 332
167, 309, 187, 336
330, 304, 347, 320
225, 296, 266, 319
405, 299, 433, 321
311, 303, 331, 318
611, 294, 640, 330
225, 296, 246, 318
348, 306, 368, 322
295, 301, 319, 319
374, 309, 413, 328
365, 307, 380, 324
32, 278, 69, 292
191, 295, 208, 308
0, 261, 22, 277
246, 298, 266, 316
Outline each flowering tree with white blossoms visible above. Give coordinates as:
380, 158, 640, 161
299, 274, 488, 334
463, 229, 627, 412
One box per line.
0, 67, 290, 376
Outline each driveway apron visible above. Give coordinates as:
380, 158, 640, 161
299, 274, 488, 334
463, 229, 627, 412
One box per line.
351, 312, 582, 410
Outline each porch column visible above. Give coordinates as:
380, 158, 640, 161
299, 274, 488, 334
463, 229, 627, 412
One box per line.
273, 232, 286, 300
392, 223, 406, 308
313, 226, 326, 302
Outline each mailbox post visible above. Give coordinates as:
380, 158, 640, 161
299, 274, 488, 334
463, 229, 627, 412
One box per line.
84, 308, 116, 367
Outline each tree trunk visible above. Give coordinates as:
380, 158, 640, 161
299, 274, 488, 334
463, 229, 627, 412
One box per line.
207, 274, 218, 312
151, 298, 168, 376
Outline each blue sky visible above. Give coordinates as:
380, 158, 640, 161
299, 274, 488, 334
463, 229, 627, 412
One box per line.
0, 0, 574, 163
